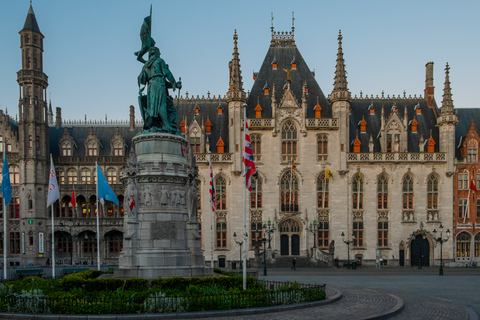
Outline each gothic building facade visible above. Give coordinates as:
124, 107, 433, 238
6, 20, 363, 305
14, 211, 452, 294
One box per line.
2, 4, 476, 270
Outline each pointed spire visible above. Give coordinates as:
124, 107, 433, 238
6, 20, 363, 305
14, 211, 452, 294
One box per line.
441, 63, 454, 114
331, 30, 350, 103
22, 2, 41, 33
227, 30, 246, 102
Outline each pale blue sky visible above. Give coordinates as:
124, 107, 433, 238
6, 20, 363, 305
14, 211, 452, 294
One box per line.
0, 1, 478, 121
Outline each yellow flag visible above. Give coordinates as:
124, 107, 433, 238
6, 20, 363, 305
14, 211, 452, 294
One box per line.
326, 169, 333, 179
357, 172, 362, 184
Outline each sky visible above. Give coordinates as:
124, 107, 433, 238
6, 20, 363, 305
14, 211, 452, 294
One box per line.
0, 0, 479, 122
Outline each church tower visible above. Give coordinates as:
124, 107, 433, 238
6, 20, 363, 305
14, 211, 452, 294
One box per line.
17, 4, 50, 236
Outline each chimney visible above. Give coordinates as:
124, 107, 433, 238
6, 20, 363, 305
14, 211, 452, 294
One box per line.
55, 107, 62, 129
425, 62, 434, 107
129, 105, 135, 130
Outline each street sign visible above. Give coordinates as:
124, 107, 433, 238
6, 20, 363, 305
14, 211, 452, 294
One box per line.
28, 219, 33, 225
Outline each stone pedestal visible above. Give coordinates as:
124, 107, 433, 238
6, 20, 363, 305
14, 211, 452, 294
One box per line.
115, 133, 210, 279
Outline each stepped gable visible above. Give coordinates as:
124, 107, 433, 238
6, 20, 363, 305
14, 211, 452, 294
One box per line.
49, 125, 141, 157
246, 28, 330, 119
176, 97, 229, 153
455, 108, 480, 159
349, 97, 439, 153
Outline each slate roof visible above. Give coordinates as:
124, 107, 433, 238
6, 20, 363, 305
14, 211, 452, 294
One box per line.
246, 40, 331, 119
349, 98, 439, 153
455, 108, 480, 158
22, 4, 41, 33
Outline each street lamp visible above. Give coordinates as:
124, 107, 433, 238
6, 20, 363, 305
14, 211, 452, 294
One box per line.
341, 231, 355, 269
262, 218, 275, 249
233, 232, 243, 269
262, 236, 267, 276
308, 219, 320, 249
432, 224, 450, 276
84, 233, 96, 265
411, 231, 426, 269
60, 219, 80, 265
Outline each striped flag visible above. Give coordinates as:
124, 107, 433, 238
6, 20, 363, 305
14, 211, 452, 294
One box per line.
47, 159, 60, 208
243, 116, 256, 191
209, 156, 216, 212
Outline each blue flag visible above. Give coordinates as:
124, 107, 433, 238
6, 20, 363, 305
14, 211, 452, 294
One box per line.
1, 155, 12, 206
97, 165, 119, 205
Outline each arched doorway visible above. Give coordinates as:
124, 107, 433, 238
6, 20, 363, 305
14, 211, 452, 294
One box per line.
279, 219, 301, 256
411, 234, 430, 267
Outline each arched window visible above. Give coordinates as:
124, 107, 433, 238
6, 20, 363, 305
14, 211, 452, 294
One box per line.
106, 231, 123, 254
403, 175, 414, 209
216, 222, 227, 248
251, 135, 261, 161
107, 168, 117, 184
9, 167, 19, 184
250, 176, 262, 209
456, 232, 471, 257
467, 139, 478, 163
215, 176, 227, 210
352, 173, 364, 210
317, 172, 329, 209
81, 168, 91, 184
377, 174, 388, 209
317, 134, 328, 161
427, 174, 439, 209
281, 120, 297, 161
67, 169, 77, 184
281, 171, 299, 212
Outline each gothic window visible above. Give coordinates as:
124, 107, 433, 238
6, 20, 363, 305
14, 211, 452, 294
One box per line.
67, 169, 77, 184
9, 167, 19, 184
10, 232, 20, 254
9, 198, 20, 219
250, 176, 262, 209
29, 135, 32, 148
251, 134, 261, 161
377, 221, 388, 248
317, 134, 328, 160
251, 222, 263, 248
216, 222, 227, 248
377, 175, 388, 209
57, 169, 65, 184
81, 168, 91, 184
189, 127, 201, 153
61, 143, 72, 156
458, 199, 468, 218
107, 232, 123, 253
353, 221, 364, 248
317, 221, 329, 248
106, 168, 117, 184
352, 173, 364, 210
427, 175, 439, 209
467, 139, 478, 163
281, 120, 297, 160
112, 141, 124, 156
317, 172, 329, 209
402, 175, 414, 209
215, 176, 227, 210
456, 232, 471, 257
281, 171, 299, 212
475, 234, 480, 257
458, 173, 468, 190
57, 233, 71, 254
83, 233, 97, 254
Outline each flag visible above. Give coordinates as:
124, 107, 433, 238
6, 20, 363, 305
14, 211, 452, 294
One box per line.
209, 157, 216, 212
470, 179, 477, 192
71, 186, 76, 207
326, 168, 333, 179
243, 118, 256, 191
1, 154, 11, 206
47, 159, 60, 207
129, 197, 136, 216
97, 165, 119, 205
292, 161, 296, 169
357, 172, 362, 184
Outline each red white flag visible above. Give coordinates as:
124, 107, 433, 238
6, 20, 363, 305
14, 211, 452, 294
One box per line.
243, 115, 256, 191
470, 179, 477, 192
209, 155, 216, 212
129, 197, 136, 216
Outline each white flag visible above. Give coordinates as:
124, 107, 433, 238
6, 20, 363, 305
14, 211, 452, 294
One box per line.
47, 159, 60, 207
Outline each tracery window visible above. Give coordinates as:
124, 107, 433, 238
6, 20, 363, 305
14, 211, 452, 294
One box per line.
112, 141, 124, 156
280, 171, 299, 212
317, 134, 328, 161
107, 232, 123, 253
9, 167, 19, 184
215, 176, 227, 210
317, 221, 329, 248
377, 220, 388, 248
57, 234, 71, 254
456, 232, 471, 257
317, 172, 329, 209
251, 134, 261, 161
427, 175, 439, 209
216, 222, 227, 248
106, 168, 117, 184
353, 221, 364, 248
9, 198, 20, 219
467, 139, 478, 163
10, 232, 20, 254
67, 169, 77, 184
281, 120, 297, 160
377, 174, 388, 210
352, 173, 364, 210
251, 222, 263, 248
250, 176, 262, 209
81, 168, 91, 184
402, 175, 414, 209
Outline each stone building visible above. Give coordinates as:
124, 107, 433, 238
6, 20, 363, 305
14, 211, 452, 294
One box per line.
0, 5, 460, 269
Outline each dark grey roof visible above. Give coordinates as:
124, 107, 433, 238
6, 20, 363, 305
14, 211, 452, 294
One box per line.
246, 43, 331, 119
455, 108, 480, 158
49, 126, 142, 157
22, 5, 41, 33
175, 99, 229, 153
349, 99, 439, 152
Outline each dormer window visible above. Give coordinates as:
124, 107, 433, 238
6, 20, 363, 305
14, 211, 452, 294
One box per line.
410, 118, 418, 133
314, 103, 322, 119
360, 118, 367, 133
217, 105, 223, 114
180, 119, 186, 134
272, 62, 277, 70
256, 100, 262, 118
427, 137, 435, 153
113, 141, 123, 156
217, 137, 225, 154
467, 139, 478, 162
205, 119, 212, 134
263, 82, 269, 95
353, 137, 361, 153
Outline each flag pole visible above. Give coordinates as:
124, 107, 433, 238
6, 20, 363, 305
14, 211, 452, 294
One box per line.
208, 153, 214, 270
96, 162, 100, 271
464, 188, 470, 224
242, 107, 247, 290
51, 203, 55, 278
3, 197, 6, 280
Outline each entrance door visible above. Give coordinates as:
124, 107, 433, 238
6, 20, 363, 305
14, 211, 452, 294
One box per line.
291, 235, 300, 255
281, 235, 289, 255
411, 235, 430, 267
399, 249, 405, 266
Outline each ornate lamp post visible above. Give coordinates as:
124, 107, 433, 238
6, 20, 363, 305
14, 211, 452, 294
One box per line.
411, 231, 426, 269
308, 219, 320, 249
233, 232, 243, 269
262, 236, 267, 276
262, 218, 275, 249
432, 225, 450, 276
341, 232, 355, 269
